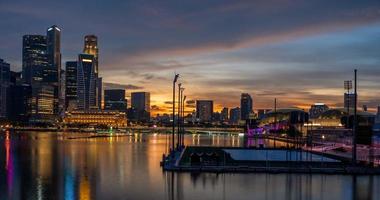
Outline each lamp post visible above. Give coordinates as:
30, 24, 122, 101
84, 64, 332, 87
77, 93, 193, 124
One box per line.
172, 74, 179, 152
344, 80, 352, 128
182, 94, 186, 147
177, 83, 182, 149
352, 69, 357, 165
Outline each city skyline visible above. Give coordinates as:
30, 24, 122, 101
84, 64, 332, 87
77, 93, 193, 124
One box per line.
1, 1, 380, 114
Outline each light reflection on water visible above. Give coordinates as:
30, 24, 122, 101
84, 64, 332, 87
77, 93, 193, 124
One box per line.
0, 131, 379, 200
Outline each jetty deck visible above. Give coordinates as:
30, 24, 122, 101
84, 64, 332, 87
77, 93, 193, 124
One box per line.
162, 146, 380, 175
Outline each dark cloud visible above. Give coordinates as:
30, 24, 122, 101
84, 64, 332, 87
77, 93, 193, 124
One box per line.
103, 82, 143, 90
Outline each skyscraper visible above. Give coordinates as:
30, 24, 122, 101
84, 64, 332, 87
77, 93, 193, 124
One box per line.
0, 59, 10, 118
230, 107, 241, 125
46, 25, 61, 114
83, 35, 102, 109
77, 54, 97, 111
240, 93, 253, 120
196, 100, 213, 122
22, 35, 48, 84
221, 107, 229, 121
65, 61, 77, 111
131, 92, 150, 122
30, 84, 55, 123
104, 89, 127, 112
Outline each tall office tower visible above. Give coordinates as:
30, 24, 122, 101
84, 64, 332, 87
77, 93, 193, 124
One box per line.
240, 93, 253, 120
309, 103, 329, 119
221, 107, 229, 121
83, 35, 102, 109
229, 107, 241, 125
104, 89, 127, 112
30, 84, 55, 122
77, 54, 97, 111
344, 92, 357, 111
196, 100, 213, 122
9, 84, 32, 123
46, 25, 61, 114
131, 92, 150, 122
22, 35, 48, 84
65, 61, 77, 111
0, 59, 10, 119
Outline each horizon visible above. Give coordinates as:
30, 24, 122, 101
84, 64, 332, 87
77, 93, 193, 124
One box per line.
1, 0, 380, 115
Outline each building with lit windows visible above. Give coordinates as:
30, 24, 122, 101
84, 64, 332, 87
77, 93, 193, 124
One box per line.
22, 35, 48, 85
196, 100, 213, 123
83, 35, 102, 109
46, 25, 62, 114
63, 111, 127, 127
309, 103, 329, 119
104, 89, 127, 112
29, 84, 55, 124
77, 54, 97, 111
241, 93, 253, 120
65, 61, 77, 111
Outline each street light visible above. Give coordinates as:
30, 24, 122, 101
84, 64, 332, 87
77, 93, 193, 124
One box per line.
182, 94, 186, 147
177, 83, 182, 148
344, 80, 352, 128
172, 73, 179, 152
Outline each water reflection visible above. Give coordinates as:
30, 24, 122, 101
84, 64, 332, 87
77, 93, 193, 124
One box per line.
0, 132, 379, 200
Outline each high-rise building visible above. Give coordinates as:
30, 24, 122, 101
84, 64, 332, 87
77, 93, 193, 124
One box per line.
22, 35, 48, 84
221, 107, 229, 121
309, 103, 329, 119
65, 61, 77, 111
240, 93, 253, 120
196, 100, 213, 122
131, 92, 150, 122
83, 35, 102, 109
46, 25, 61, 114
8, 84, 32, 123
230, 107, 241, 125
30, 84, 55, 123
0, 59, 10, 119
77, 54, 97, 111
344, 92, 356, 111
104, 89, 127, 112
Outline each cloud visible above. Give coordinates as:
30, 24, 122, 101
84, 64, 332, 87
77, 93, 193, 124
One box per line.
103, 82, 143, 90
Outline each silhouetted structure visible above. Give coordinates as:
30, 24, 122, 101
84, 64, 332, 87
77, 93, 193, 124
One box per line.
104, 89, 127, 112
196, 100, 213, 123
241, 93, 253, 120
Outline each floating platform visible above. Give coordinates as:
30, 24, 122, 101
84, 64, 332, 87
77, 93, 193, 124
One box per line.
162, 146, 380, 175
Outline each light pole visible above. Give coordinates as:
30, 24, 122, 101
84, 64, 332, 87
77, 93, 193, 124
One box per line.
177, 83, 182, 149
344, 80, 352, 128
172, 74, 179, 152
352, 69, 357, 165
182, 94, 186, 147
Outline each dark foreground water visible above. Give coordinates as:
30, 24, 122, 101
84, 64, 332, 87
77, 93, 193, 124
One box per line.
0, 131, 379, 200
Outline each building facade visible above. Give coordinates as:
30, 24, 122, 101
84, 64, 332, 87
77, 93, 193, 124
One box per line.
22, 35, 48, 85
104, 89, 127, 112
65, 61, 78, 111
0, 59, 10, 119
77, 54, 97, 111
46, 25, 62, 115
309, 103, 329, 119
131, 92, 150, 122
229, 107, 241, 125
64, 111, 127, 128
83, 35, 102, 109
240, 93, 253, 120
196, 100, 213, 123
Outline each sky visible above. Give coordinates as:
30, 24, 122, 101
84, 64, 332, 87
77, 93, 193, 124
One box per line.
0, 0, 380, 115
